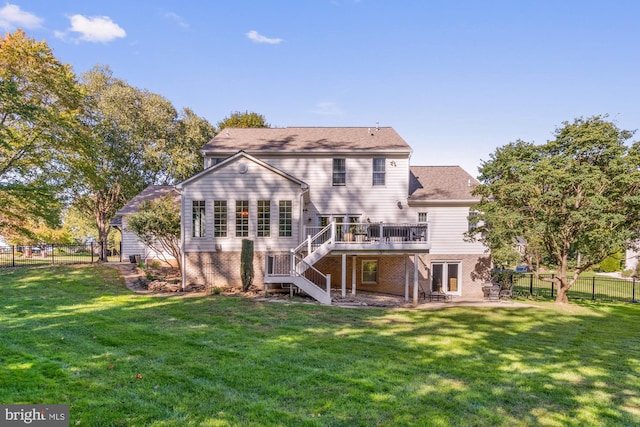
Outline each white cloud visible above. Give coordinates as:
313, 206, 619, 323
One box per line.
0, 3, 43, 30
246, 30, 283, 45
164, 12, 188, 29
61, 14, 126, 43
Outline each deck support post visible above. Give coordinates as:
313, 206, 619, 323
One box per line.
341, 254, 347, 297
405, 255, 410, 302
413, 254, 419, 305
352, 255, 357, 295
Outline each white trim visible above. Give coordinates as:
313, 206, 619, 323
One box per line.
430, 260, 462, 296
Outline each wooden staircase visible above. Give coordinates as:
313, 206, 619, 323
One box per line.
264, 223, 334, 305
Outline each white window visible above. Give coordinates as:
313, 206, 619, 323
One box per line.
362, 260, 378, 284
257, 200, 271, 237
332, 158, 346, 186
192, 201, 205, 237
372, 158, 385, 186
279, 201, 292, 237
236, 201, 249, 237
214, 201, 227, 237
468, 210, 479, 232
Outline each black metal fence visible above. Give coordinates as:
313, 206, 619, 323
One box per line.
0, 242, 120, 268
501, 273, 639, 303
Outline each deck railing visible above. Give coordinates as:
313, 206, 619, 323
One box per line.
305, 222, 430, 245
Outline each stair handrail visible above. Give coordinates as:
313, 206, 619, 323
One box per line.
292, 252, 330, 293
292, 222, 334, 257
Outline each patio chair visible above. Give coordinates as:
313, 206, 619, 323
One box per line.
483, 283, 502, 300
499, 283, 513, 299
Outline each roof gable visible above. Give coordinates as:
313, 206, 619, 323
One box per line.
409, 166, 479, 202
200, 127, 412, 154
177, 151, 309, 189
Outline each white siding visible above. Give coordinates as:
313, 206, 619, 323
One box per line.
181, 157, 303, 253
121, 217, 176, 263
416, 206, 487, 255
121, 217, 146, 260
261, 154, 411, 224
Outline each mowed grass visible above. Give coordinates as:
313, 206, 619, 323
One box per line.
1, 266, 639, 426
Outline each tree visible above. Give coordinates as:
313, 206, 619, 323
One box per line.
126, 196, 181, 273
72, 66, 213, 259
216, 110, 269, 131
470, 116, 640, 303
0, 30, 84, 238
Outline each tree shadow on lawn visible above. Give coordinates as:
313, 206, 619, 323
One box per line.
1, 265, 639, 426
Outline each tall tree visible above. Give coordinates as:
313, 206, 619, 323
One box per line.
0, 30, 84, 239
72, 66, 213, 259
216, 110, 269, 131
470, 116, 640, 303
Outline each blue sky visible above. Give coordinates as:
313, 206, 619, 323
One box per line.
2, 1, 639, 176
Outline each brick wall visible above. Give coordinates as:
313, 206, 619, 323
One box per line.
185, 250, 490, 299
314, 253, 490, 298
184, 251, 266, 291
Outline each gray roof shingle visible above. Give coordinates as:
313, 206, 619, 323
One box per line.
409, 166, 479, 201
200, 127, 412, 154
114, 185, 179, 216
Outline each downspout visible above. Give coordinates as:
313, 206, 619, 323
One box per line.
299, 192, 305, 244
299, 187, 309, 244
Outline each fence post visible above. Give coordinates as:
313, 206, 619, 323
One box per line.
51, 243, 55, 265
592, 276, 596, 300
12, 245, 15, 267
633, 278, 637, 303
91, 242, 94, 263
551, 281, 554, 299
529, 274, 534, 297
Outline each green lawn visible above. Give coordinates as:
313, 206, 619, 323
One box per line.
1, 265, 639, 426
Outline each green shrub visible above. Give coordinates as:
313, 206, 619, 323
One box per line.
240, 239, 254, 292
599, 253, 623, 272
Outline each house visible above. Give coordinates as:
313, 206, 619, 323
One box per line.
110, 185, 180, 266
625, 247, 639, 272
174, 126, 490, 304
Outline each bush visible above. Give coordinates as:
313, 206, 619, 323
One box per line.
599, 253, 623, 273
240, 239, 254, 292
